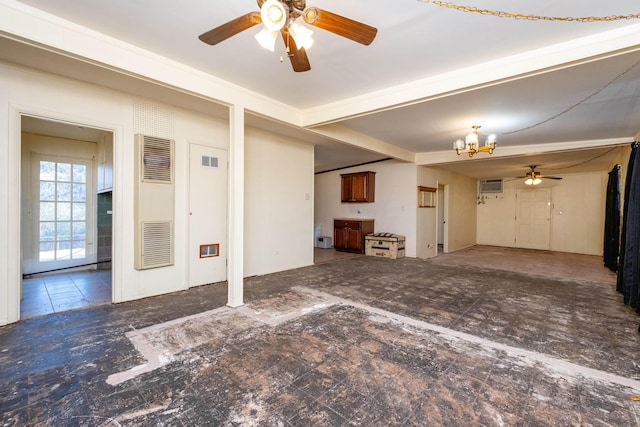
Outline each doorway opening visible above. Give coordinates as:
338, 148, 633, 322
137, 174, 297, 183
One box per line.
20, 115, 114, 319
437, 183, 448, 255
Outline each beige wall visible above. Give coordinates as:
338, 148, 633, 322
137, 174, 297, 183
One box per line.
419, 166, 478, 255
314, 160, 418, 257
244, 127, 314, 276
477, 172, 607, 255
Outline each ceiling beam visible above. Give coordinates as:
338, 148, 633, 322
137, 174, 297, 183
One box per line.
415, 137, 632, 166
307, 124, 415, 164
302, 22, 640, 127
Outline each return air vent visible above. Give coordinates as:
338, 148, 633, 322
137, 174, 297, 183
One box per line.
140, 221, 174, 269
139, 135, 173, 183
479, 179, 503, 193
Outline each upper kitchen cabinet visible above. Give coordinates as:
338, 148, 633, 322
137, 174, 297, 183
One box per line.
341, 171, 375, 203
97, 133, 113, 193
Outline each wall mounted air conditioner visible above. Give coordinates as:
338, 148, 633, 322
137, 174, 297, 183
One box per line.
134, 134, 175, 270
479, 178, 503, 193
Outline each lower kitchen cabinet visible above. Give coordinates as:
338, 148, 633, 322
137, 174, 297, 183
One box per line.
334, 219, 374, 254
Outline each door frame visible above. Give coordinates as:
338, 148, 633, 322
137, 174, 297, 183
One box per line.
7, 106, 120, 324
436, 182, 449, 254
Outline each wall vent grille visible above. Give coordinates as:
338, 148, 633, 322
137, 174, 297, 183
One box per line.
201, 155, 219, 168
134, 133, 175, 270
140, 135, 173, 183
141, 221, 173, 269
479, 179, 503, 193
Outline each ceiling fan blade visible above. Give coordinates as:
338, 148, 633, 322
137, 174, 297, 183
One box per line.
306, 8, 377, 45
199, 12, 262, 45
542, 176, 563, 180
281, 27, 311, 72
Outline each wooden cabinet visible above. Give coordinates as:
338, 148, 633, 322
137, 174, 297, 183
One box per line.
341, 171, 375, 203
334, 219, 374, 254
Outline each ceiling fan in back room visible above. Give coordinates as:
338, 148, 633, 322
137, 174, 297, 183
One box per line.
198, 0, 378, 72
518, 165, 563, 186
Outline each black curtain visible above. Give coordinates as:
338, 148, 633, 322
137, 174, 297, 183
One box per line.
603, 165, 621, 271
617, 142, 640, 309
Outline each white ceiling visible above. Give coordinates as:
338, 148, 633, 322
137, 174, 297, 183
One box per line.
8, 0, 640, 177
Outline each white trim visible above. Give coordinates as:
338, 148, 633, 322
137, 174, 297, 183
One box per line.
3, 105, 122, 325
227, 105, 244, 308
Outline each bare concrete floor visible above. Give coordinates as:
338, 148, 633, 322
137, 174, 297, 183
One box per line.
1, 246, 639, 426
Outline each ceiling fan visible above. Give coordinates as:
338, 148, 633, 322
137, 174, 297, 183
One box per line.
518, 165, 563, 185
198, 0, 378, 72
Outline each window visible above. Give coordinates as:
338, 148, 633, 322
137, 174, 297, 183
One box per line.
38, 160, 87, 262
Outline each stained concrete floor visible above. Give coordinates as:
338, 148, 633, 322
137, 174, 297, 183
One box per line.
1, 246, 640, 426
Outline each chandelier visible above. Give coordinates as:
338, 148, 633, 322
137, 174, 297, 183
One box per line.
453, 125, 497, 157
255, 0, 314, 52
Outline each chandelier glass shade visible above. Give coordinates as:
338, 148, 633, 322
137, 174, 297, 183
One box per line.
255, 0, 314, 52
524, 173, 542, 185
453, 125, 497, 157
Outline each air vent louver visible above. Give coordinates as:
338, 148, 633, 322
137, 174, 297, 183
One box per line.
479, 179, 503, 193
141, 135, 173, 182
141, 221, 173, 268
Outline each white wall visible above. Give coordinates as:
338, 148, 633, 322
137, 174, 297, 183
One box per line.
244, 127, 314, 276
0, 61, 312, 325
477, 172, 607, 255
314, 160, 418, 257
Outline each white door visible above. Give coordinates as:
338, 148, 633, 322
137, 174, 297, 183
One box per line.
24, 155, 96, 274
516, 188, 551, 250
189, 144, 228, 287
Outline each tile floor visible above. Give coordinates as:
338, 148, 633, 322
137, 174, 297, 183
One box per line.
21, 269, 112, 319
2, 246, 639, 426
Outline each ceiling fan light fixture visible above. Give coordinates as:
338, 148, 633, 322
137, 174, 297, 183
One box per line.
525, 176, 542, 185
302, 7, 319, 24
261, 0, 288, 31
288, 19, 314, 50
255, 27, 278, 51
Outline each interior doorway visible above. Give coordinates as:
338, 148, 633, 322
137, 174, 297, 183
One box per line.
437, 183, 448, 255
20, 115, 114, 319
437, 184, 445, 254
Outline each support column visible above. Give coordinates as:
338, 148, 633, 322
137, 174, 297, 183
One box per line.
227, 105, 244, 307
